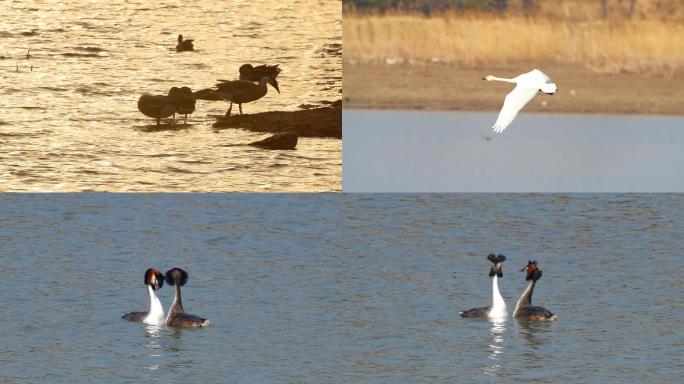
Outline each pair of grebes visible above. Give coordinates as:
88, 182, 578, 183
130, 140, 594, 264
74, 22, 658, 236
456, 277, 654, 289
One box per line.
122, 268, 210, 328
460, 254, 557, 321
138, 62, 281, 125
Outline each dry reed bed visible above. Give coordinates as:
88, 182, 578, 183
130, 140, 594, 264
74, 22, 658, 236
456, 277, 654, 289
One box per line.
344, 14, 684, 76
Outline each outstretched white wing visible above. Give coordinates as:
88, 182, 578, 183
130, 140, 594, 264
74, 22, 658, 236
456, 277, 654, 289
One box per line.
492, 86, 538, 133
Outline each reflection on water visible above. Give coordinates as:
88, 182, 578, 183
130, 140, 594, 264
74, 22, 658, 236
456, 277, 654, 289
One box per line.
344, 110, 684, 192
0, 0, 341, 191
517, 320, 555, 348
484, 319, 506, 378
143, 325, 162, 370
144, 325, 162, 339
1, 194, 346, 382
3, 194, 684, 383
341, 194, 684, 383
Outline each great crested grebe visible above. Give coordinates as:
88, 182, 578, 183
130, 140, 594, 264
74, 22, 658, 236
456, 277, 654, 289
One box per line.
122, 268, 165, 325
513, 261, 557, 321
164, 268, 211, 328
460, 254, 508, 319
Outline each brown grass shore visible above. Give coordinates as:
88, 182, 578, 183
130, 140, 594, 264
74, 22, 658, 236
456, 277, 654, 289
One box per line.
213, 101, 341, 138
343, 63, 684, 115
344, 9, 684, 114
344, 13, 684, 76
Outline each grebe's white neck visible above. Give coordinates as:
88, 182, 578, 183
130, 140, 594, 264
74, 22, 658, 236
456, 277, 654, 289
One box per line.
488, 275, 507, 319
143, 285, 165, 325
513, 280, 535, 318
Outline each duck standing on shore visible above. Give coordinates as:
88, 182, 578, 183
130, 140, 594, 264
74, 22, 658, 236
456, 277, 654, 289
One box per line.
173, 86, 196, 124
194, 76, 280, 117
138, 86, 196, 125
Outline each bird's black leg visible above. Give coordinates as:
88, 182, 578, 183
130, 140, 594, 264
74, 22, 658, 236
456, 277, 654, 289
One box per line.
225, 101, 233, 117
184, 114, 187, 124
239, 104, 243, 115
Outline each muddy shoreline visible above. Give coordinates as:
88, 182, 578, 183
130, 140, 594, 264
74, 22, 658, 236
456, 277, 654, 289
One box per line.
213, 101, 342, 138
343, 64, 684, 115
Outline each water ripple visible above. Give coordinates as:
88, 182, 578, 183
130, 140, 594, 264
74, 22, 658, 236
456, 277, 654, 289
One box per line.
0, 0, 341, 191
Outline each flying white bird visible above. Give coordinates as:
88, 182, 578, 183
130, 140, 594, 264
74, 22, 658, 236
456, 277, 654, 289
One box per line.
483, 69, 558, 133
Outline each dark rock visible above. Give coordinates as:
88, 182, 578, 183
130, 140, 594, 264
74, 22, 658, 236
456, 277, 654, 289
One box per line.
249, 132, 298, 150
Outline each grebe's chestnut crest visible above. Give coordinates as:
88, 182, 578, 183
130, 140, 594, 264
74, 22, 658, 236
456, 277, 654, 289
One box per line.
145, 268, 165, 291
522, 260, 543, 281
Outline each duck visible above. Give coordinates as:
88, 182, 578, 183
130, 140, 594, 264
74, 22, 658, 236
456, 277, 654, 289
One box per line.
176, 34, 194, 52
137, 87, 196, 125
194, 77, 280, 117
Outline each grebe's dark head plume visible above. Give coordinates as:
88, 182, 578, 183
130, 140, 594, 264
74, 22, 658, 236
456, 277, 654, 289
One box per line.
165, 268, 188, 287
487, 253, 505, 277
178, 34, 183, 43
487, 254, 506, 264
144, 268, 164, 291
522, 260, 542, 281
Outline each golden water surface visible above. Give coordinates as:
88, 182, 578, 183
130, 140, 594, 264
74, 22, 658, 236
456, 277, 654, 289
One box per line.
0, 0, 341, 191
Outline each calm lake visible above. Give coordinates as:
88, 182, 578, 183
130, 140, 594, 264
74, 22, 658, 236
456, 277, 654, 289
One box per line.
2, 194, 682, 383
343, 110, 684, 192
0, 0, 341, 191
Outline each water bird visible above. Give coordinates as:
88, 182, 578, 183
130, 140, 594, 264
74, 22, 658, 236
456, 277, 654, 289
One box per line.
121, 268, 166, 325
239, 64, 281, 82
138, 87, 196, 125
459, 254, 508, 319
176, 34, 194, 52
513, 261, 557, 321
483, 69, 558, 133
173, 86, 196, 124
195, 77, 280, 117
164, 268, 211, 328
